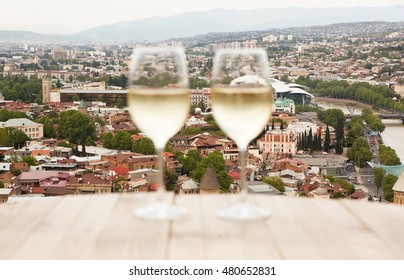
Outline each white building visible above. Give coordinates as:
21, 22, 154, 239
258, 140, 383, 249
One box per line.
0, 118, 43, 140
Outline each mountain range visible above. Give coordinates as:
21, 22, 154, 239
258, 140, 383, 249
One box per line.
1, 5, 403, 43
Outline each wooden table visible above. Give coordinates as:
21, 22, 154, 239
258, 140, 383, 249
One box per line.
1, 193, 404, 259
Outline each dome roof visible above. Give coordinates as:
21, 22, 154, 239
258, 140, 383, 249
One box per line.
315, 182, 328, 196
199, 166, 221, 191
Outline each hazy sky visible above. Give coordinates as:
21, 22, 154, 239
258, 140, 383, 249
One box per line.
1, 0, 403, 34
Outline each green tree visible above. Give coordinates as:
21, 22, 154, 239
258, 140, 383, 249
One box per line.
11, 169, 22, 176
180, 149, 202, 176
330, 192, 344, 199
182, 126, 201, 135
191, 151, 232, 192
0, 181, 4, 188
23, 155, 37, 166
189, 77, 209, 89
196, 101, 206, 112
165, 168, 177, 191
347, 137, 372, 167
71, 95, 80, 102
116, 97, 124, 108
382, 174, 398, 202
102, 132, 113, 149
0, 109, 28, 121
93, 115, 105, 126
0, 128, 10, 147
379, 145, 401, 166
345, 121, 364, 147
37, 116, 56, 138
262, 176, 285, 192
8, 129, 30, 149
58, 110, 96, 156
372, 167, 385, 196
326, 175, 355, 195
132, 137, 156, 155
111, 131, 132, 150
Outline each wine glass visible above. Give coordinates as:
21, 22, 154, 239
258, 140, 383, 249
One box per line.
128, 47, 189, 220
211, 48, 274, 221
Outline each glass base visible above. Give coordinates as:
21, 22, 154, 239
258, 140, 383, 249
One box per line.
134, 202, 187, 221
217, 203, 271, 221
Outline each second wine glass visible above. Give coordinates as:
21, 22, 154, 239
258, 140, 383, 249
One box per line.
128, 47, 189, 220
211, 48, 274, 221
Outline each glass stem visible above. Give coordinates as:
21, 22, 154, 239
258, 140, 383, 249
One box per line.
239, 148, 248, 202
156, 147, 165, 200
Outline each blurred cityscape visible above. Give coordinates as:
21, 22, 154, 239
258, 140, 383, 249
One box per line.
0, 20, 403, 205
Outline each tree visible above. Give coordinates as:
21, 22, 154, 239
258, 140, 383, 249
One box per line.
347, 137, 372, 167
165, 168, 177, 191
23, 155, 37, 166
8, 129, 30, 149
111, 131, 132, 150
11, 169, 22, 176
189, 77, 209, 89
116, 97, 124, 109
382, 174, 398, 202
372, 167, 385, 196
196, 101, 206, 112
37, 116, 56, 138
379, 145, 401, 166
182, 126, 201, 135
271, 118, 275, 130
331, 192, 344, 199
191, 151, 232, 192
345, 120, 364, 147
0, 128, 10, 147
102, 133, 113, 149
71, 95, 80, 102
262, 176, 285, 192
0, 181, 4, 188
180, 150, 202, 176
132, 137, 156, 155
58, 110, 96, 156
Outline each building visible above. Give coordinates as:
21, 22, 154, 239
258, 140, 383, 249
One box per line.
258, 129, 298, 158
52, 49, 67, 60
177, 178, 199, 194
199, 166, 221, 194
393, 171, 404, 205
67, 173, 112, 194
190, 88, 211, 110
60, 89, 127, 105
274, 98, 295, 114
0, 118, 43, 139
0, 188, 12, 203
244, 40, 257, 49
42, 78, 52, 104
101, 153, 158, 171
263, 35, 277, 42
163, 152, 182, 176
17, 171, 72, 195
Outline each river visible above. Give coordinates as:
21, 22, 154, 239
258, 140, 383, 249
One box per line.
381, 120, 404, 162
316, 101, 404, 162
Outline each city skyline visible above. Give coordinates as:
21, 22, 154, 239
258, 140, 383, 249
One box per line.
0, 1, 403, 34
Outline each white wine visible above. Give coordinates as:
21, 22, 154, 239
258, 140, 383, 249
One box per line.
212, 86, 273, 150
128, 88, 189, 148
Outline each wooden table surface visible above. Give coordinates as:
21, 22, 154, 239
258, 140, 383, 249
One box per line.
1, 193, 404, 259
